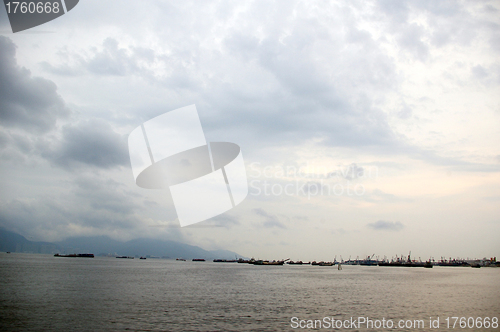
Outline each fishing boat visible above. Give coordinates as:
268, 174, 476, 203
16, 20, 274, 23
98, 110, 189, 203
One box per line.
319, 262, 334, 266
192, 258, 206, 261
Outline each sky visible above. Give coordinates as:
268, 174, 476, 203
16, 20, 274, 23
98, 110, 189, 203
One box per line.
0, 0, 499, 261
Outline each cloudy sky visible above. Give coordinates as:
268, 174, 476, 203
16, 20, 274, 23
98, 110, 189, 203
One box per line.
1, 0, 499, 261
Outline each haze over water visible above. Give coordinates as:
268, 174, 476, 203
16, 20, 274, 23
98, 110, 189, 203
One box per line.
1, 253, 498, 331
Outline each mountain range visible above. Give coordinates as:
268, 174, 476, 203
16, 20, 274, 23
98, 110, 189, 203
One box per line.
0, 228, 243, 259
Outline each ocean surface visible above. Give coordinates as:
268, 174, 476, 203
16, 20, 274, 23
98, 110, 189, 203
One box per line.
0, 253, 499, 331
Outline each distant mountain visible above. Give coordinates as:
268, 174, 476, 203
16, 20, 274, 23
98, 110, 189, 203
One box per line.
54, 235, 123, 255
0, 228, 60, 254
0, 228, 244, 259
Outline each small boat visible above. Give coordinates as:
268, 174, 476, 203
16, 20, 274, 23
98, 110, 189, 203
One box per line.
116, 256, 134, 259
176, 258, 186, 261
319, 262, 334, 266
140, 257, 146, 260
312, 261, 334, 266
192, 258, 205, 261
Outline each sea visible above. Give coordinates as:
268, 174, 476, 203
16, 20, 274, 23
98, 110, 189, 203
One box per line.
0, 253, 499, 331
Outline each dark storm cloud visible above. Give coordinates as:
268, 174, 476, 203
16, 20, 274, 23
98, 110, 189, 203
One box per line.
0, 196, 139, 241
0, 198, 73, 239
0, 36, 69, 133
42, 118, 129, 169
0, 38, 128, 170
367, 220, 404, 231
0, 175, 146, 239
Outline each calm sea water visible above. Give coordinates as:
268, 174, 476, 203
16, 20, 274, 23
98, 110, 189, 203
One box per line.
0, 253, 498, 331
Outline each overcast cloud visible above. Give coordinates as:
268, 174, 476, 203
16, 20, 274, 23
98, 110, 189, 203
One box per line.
0, 0, 499, 260
0, 36, 69, 133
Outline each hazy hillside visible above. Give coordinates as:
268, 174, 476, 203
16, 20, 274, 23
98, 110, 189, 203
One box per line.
0, 229, 60, 254
0, 228, 243, 259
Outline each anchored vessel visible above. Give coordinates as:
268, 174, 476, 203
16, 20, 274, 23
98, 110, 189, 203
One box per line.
54, 253, 94, 258
251, 258, 289, 265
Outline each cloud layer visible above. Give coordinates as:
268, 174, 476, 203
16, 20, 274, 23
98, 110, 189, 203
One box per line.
0, 1, 499, 259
